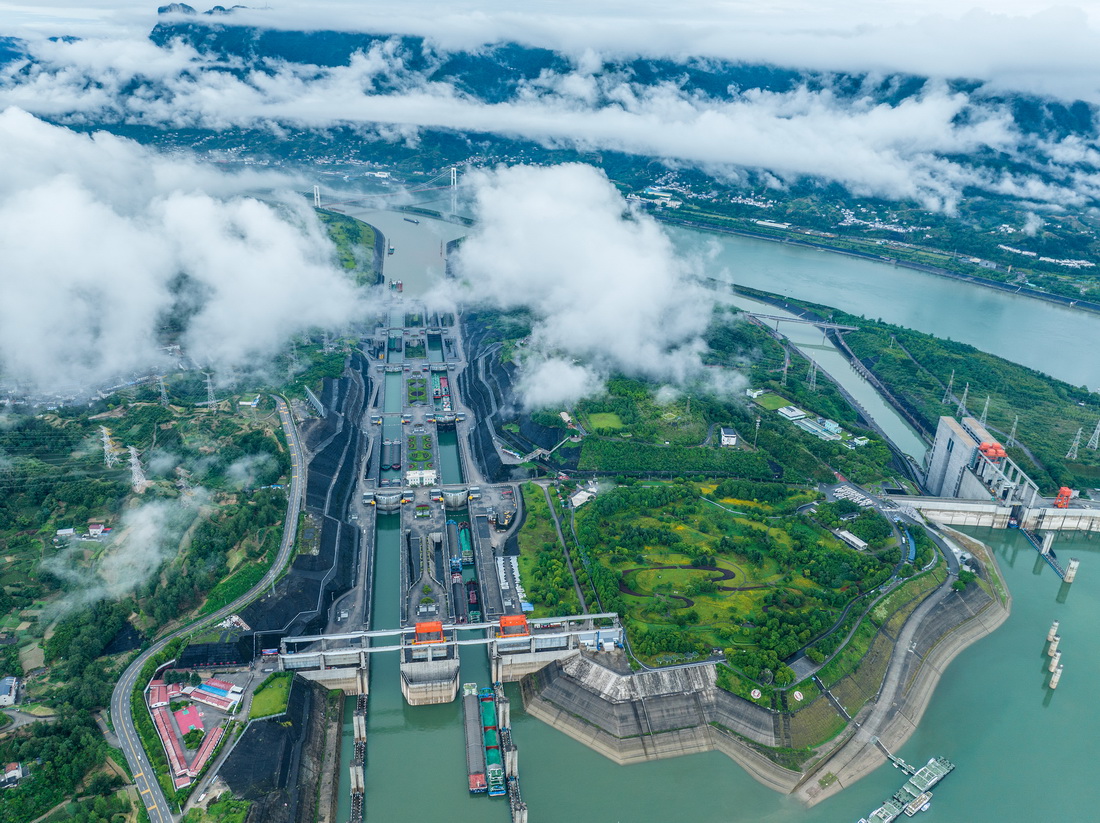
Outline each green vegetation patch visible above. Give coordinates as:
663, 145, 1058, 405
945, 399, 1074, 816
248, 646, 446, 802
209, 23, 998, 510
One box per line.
586, 412, 624, 430
182, 795, 251, 823
572, 482, 892, 671
249, 672, 293, 719
316, 209, 379, 285
752, 393, 791, 412
515, 483, 580, 616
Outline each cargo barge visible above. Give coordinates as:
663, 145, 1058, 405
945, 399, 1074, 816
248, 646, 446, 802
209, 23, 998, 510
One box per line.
857, 755, 954, 822
461, 683, 487, 793
480, 687, 506, 797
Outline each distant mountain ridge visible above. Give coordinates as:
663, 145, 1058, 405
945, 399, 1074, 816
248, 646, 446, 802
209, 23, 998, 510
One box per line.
148, 19, 1097, 144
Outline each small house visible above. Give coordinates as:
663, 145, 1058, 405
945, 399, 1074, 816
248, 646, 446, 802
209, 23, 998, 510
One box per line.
719, 427, 739, 447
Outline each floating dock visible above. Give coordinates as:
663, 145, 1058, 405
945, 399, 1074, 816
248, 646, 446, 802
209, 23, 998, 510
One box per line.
462, 683, 487, 793
858, 753, 955, 822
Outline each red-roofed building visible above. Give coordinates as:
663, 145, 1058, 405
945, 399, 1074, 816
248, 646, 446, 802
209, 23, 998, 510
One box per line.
204, 677, 241, 694
187, 725, 224, 777
148, 684, 168, 708
152, 707, 188, 778
191, 690, 234, 711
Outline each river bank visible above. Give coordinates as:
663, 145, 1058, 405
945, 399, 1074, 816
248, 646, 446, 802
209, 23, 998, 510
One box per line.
658, 214, 1100, 317
796, 528, 1011, 806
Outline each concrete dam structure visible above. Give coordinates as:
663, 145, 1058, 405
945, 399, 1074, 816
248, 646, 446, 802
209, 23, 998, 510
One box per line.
521, 654, 802, 793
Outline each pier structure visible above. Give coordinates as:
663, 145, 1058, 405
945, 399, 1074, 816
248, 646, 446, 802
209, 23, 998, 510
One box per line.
1050, 665, 1064, 689
1022, 529, 1068, 578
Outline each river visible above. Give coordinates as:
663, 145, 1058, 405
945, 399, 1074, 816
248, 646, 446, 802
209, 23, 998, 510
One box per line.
339, 210, 1100, 822
666, 226, 1100, 391
348, 528, 1100, 823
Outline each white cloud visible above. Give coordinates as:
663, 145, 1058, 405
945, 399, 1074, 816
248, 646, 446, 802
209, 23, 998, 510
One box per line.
43, 488, 209, 611
3, 2, 1100, 99
4, 33, 1096, 209
451, 163, 727, 407
0, 108, 367, 393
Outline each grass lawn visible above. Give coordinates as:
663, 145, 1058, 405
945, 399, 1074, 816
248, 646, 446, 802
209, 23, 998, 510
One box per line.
753, 393, 793, 411
249, 672, 292, 719
586, 412, 624, 430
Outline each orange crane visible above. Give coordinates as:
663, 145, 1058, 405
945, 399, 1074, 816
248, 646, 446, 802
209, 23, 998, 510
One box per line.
1054, 487, 1074, 508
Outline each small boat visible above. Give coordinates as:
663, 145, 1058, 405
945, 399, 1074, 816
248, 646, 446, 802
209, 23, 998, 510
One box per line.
404, 217, 420, 224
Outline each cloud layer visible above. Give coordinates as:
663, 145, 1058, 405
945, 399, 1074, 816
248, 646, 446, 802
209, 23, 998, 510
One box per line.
453, 163, 725, 408
0, 108, 365, 393
4, 3, 1100, 102
2, 29, 1098, 211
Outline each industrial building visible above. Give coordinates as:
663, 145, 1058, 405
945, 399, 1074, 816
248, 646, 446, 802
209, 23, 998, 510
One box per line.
924, 416, 1040, 508
719, 427, 739, 447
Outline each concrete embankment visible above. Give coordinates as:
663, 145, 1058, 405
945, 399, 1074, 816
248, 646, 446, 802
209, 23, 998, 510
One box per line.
521, 654, 803, 794
795, 541, 1010, 806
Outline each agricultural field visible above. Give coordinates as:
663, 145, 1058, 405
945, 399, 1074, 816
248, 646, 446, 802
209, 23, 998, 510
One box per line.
573, 481, 893, 676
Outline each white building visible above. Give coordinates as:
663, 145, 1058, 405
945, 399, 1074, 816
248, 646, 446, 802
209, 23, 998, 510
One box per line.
720, 427, 739, 447
745, 388, 768, 399
405, 470, 438, 486
777, 406, 807, 421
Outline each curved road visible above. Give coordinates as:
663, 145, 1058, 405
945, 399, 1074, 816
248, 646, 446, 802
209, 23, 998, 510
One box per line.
108, 396, 306, 822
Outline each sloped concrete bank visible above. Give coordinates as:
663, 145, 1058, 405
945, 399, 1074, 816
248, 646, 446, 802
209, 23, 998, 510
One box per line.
521, 654, 803, 794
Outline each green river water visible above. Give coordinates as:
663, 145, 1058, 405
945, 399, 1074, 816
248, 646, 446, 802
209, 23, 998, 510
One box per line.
333, 218, 1100, 821
347, 529, 1098, 823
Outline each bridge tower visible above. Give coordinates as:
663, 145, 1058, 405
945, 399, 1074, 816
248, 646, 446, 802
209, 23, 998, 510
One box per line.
313, 185, 321, 208
450, 166, 458, 215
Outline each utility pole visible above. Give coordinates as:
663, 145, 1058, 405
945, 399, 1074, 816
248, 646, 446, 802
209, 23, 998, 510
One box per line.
157, 375, 169, 407
807, 359, 818, 392
1007, 415, 1019, 449
753, 417, 761, 449
979, 396, 990, 427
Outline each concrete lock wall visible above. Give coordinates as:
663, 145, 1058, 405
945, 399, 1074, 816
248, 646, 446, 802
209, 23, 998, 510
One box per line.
295, 666, 365, 694
400, 658, 460, 705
